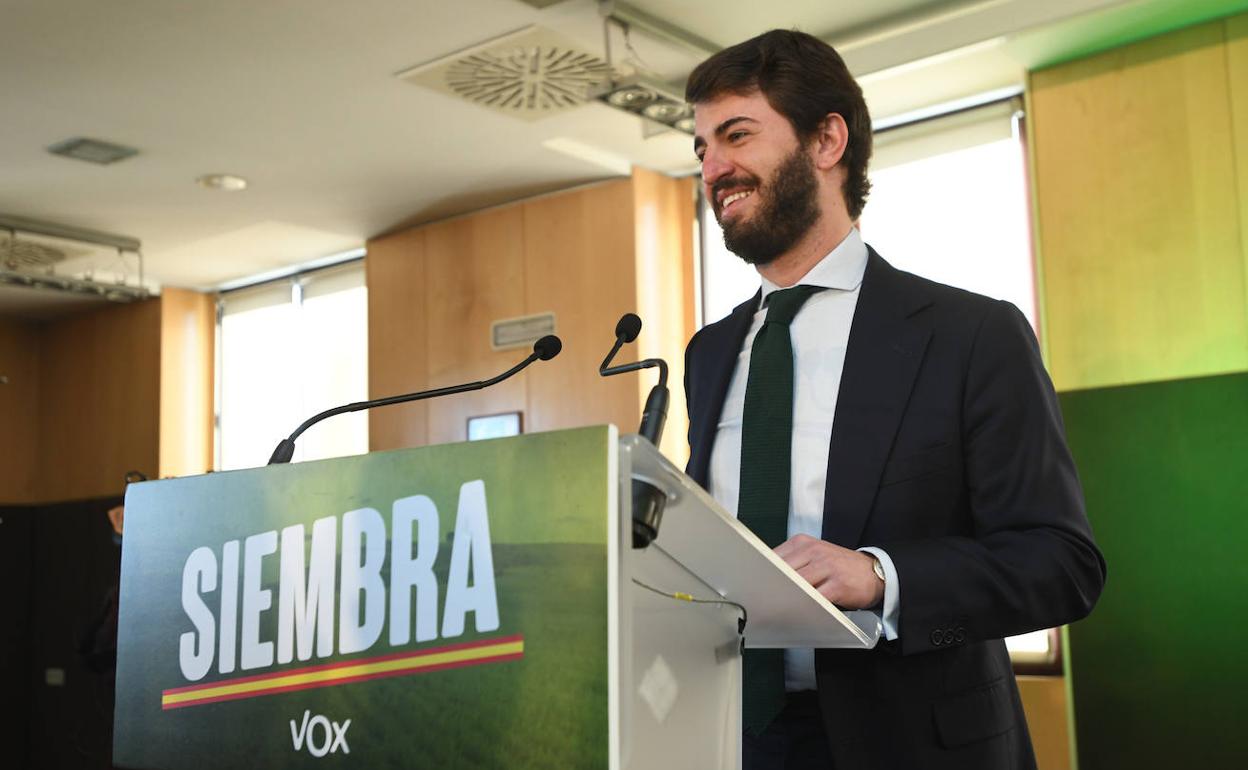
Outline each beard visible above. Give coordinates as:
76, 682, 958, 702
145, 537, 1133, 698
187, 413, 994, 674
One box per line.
714, 146, 821, 266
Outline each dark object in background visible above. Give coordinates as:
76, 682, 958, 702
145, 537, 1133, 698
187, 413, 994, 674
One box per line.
0, 504, 35, 770
78, 585, 120, 685
1, 496, 126, 770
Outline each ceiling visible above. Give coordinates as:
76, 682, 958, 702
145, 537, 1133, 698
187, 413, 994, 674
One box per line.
1, 0, 1243, 316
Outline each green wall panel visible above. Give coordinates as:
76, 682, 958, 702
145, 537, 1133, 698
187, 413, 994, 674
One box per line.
1060, 372, 1248, 768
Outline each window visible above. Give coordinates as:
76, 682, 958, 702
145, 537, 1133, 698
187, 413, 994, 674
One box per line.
859, 98, 1036, 329
217, 262, 368, 470
700, 98, 1035, 329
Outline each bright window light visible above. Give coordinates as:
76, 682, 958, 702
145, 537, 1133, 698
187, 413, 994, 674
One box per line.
700, 201, 760, 325
859, 137, 1037, 329
218, 263, 368, 470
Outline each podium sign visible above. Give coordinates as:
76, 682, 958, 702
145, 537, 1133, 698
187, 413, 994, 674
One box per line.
115, 427, 617, 769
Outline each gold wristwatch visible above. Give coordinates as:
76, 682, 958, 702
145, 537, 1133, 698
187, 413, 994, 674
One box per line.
871, 556, 886, 584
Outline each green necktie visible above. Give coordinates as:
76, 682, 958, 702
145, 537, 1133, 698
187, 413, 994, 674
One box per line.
738, 284, 825, 736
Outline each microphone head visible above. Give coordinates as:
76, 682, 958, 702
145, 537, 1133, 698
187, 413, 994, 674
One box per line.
533, 335, 562, 361
615, 313, 642, 343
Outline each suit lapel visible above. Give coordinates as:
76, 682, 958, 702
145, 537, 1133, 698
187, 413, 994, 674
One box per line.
687, 292, 758, 487
822, 250, 932, 548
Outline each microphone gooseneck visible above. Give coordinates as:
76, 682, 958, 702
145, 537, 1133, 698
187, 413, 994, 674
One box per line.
599, 313, 671, 548
267, 335, 563, 465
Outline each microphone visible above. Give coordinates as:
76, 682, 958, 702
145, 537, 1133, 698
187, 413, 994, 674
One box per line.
616, 313, 642, 342
599, 313, 670, 548
267, 334, 562, 465
599, 314, 668, 446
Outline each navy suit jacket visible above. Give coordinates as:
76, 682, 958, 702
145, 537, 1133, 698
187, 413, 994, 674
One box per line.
684, 249, 1105, 769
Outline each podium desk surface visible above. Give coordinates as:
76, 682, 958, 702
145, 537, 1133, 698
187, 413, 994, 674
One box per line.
620, 435, 880, 650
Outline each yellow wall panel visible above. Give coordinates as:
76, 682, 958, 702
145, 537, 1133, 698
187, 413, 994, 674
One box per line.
1224, 14, 1248, 333
1017, 676, 1073, 770
632, 169, 696, 465
522, 180, 641, 437
1030, 20, 1248, 391
367, 227, 429, 451
423, 206, 528, 445
158, 287, 215, 479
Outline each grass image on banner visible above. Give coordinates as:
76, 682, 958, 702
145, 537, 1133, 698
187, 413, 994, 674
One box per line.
114, 427, 614, 769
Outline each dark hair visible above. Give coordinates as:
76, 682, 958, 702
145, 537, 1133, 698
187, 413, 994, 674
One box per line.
685, 29, 872, 219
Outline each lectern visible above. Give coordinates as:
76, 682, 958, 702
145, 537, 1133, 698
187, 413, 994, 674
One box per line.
114, 426, 877, 769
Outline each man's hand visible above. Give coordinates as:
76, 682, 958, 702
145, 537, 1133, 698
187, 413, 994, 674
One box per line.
774, 534, 883, 610
107, 505, 125, 537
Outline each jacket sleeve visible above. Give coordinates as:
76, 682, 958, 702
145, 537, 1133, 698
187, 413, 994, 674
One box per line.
882, 300, 1106, 655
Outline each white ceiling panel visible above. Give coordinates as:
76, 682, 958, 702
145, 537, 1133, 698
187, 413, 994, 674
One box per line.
0, 0, 1238, 315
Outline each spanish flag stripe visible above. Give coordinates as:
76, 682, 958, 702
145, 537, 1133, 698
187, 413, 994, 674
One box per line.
162, 633, 522, 695
161, 635, 524, 710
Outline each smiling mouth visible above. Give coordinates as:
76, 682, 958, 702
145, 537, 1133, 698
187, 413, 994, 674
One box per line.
719, 189, 754, 215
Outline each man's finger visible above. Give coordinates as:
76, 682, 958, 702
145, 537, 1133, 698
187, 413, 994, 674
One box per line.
775, 533, 818, 559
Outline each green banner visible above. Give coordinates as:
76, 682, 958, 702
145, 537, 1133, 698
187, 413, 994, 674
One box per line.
115, 426, 616, 769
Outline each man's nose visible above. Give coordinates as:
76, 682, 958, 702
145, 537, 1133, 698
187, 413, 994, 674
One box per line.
700, 149, 733, 187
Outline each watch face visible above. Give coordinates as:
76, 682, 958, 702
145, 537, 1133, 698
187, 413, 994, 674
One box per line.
872, 559, 886, 582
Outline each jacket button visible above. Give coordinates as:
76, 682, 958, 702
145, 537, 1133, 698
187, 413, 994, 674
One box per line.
942, 629, 955, 646
954, 627, 967, 644
930, 629, 944, 646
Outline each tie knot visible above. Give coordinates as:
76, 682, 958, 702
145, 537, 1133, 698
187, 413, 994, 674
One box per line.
763, 285, 824, 327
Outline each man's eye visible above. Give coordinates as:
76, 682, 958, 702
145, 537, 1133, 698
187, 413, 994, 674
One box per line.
728, 131, 747, 141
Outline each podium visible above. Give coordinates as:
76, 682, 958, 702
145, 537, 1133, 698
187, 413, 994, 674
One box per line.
114, 426, 877, 769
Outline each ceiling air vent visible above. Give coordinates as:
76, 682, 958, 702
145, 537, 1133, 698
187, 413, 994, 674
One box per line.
397, 26, 612, 120
1, 234, 65, 271
47, 137, 139, 165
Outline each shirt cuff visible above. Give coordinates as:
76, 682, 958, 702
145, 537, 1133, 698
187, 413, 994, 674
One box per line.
858, 546, 900, 641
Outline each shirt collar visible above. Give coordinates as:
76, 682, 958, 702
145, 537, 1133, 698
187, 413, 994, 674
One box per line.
758, 227, 868, 305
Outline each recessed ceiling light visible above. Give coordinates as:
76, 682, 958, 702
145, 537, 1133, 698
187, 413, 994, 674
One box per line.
196, 173, 248, 191
642, 102, 690, 122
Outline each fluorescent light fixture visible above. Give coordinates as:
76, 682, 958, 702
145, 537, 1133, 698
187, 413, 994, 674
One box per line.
0, 268, 150, 302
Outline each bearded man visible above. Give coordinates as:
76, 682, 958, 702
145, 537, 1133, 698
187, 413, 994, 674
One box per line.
682, 29, 1105, 770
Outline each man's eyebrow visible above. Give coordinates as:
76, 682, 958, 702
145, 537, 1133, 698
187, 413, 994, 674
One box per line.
714, 116, 757, 136
693, 115, 758, 155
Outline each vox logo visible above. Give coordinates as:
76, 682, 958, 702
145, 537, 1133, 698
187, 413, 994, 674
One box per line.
289, 710, 351, 757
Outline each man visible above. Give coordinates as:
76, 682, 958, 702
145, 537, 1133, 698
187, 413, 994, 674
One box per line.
683, 30, 1105, 770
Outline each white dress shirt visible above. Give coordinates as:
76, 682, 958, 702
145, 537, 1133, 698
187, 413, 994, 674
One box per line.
708, 228, 900, 692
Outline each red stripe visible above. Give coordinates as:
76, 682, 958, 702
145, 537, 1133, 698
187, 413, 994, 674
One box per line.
161, 651, 524, 710
162, 634, 524, 696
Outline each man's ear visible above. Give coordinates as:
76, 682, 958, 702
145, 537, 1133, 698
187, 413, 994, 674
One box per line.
813, 113, 849, 171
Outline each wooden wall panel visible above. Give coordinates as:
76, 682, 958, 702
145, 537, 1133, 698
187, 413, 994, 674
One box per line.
0, 318, 42, 503
424, 206, 528, 445
632, 169, 696, 464
367, 174, 696, 458
522, 179, 641, 436
158, 288, 215, 479
1017, 676, 1073, 770
1030, 20, 1248, 391
367, 227, 429, 451
36, 299, 161, 501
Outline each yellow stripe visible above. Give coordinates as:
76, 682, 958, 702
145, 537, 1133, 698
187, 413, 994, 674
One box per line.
162, 639, 524, 706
